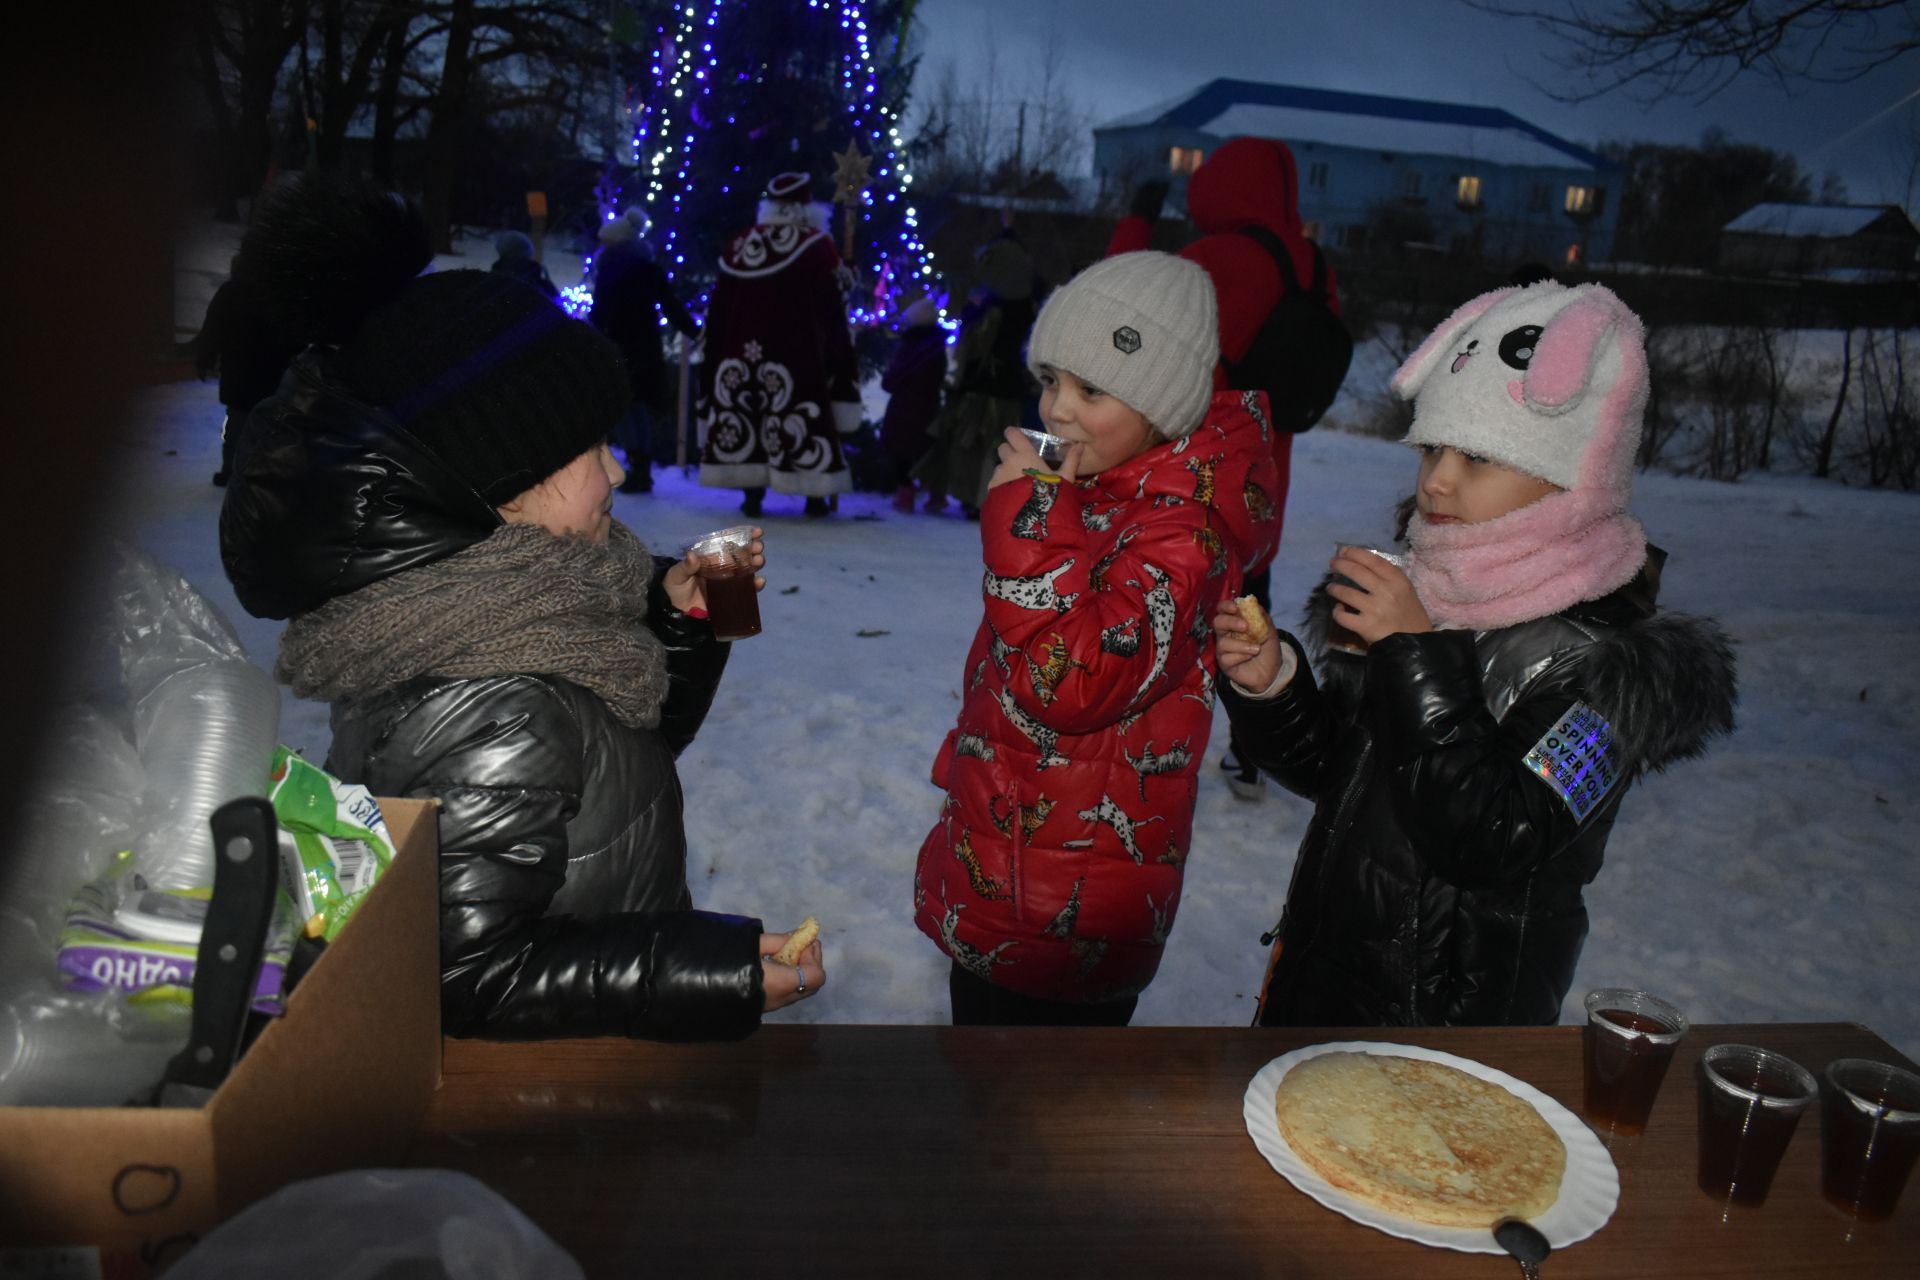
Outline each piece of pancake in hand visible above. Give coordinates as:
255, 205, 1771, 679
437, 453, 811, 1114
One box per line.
1234, 595, 1272, 644
1272, 1051, 1565, 1227
771, 917, 820, 966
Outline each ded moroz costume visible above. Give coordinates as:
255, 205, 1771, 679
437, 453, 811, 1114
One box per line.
696, 172, 861, 512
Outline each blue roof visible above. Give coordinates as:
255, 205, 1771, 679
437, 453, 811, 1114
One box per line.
1098, 78, 1613, 172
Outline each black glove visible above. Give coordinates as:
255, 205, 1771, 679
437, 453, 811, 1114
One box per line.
1129, 180, 1170, 222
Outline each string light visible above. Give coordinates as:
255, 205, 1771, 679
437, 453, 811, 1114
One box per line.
571, 2, 941, 327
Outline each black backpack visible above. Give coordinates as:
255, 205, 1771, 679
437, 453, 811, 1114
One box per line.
1222, 226, 1352, 433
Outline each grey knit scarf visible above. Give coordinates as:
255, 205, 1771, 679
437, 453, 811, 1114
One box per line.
277, 520, 670, 729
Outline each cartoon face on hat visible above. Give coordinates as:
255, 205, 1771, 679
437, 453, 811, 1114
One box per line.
1392, 281, 1649, 508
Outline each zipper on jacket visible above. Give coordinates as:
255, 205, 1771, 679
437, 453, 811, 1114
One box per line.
1260, 735, 1375, 947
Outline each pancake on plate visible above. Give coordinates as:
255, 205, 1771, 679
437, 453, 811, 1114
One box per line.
1272, 1051, 1565, 1227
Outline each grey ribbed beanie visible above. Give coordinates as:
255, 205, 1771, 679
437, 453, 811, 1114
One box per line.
1027, 251, 1217, 438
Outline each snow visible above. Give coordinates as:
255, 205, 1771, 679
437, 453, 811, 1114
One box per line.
123, 222, 1919, 1060
1722, 203, 1901, 239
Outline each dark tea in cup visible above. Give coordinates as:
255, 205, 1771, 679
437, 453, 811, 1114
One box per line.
1695, 1044, 1816, 1207
688, 526, 761, 642
1582, 987, 1688, 1137
1821, 1058, 1920, 1222
1325, 545, 1406, 656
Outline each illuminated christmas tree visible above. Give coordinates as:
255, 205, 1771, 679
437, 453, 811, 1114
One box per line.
584, 0, 936, 325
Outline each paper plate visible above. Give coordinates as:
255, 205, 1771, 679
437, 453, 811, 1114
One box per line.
1242, 1040, 1618, 1253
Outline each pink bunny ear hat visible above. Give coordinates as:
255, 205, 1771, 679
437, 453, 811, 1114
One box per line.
1391, 282, 1653, 631
1392, 281, 1649, 510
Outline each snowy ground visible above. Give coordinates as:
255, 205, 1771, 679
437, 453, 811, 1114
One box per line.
126, 220, 1920, 1060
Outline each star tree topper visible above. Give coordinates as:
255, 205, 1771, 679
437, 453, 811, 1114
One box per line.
832, 140, 872, 260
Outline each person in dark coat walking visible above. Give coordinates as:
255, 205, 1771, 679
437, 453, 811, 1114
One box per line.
1111, 137, 1346, 798
1214, 282, 1736, 1028
191, 261, 301, 486
879, 296, 946, 511
219, 177, 823, 1041
590, 208, 700, 493
489, 229, 558, 299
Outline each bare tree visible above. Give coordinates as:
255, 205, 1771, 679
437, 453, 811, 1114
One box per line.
1808, 327, 1853, 477
1463, 1, 1919, 103
906, 21, 1088, 195
190, 0, 309, 218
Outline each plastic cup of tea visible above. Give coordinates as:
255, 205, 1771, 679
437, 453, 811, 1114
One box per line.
1016, 428, 1072, 470
686, 525, 761, 642
1582, 987, 1688, 1137
1694, 1044, 1817, 1208
1326, 544, 1407, 656
1820, 1058, 1920, 1222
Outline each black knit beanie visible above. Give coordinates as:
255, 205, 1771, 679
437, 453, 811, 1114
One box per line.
233, 176, 629, 507
337, 271, 630, 505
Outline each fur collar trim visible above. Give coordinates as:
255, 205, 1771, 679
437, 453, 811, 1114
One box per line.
1297, 573, 1736, 773
757, 200, 830, 231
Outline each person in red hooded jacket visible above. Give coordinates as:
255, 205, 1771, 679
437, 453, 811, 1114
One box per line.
912, 251, 1280, 1025
1109, 136, 1344, 798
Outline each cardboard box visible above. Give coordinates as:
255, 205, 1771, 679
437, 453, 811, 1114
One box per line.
0, 797, 440, 1264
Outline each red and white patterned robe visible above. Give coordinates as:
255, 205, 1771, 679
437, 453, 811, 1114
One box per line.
697, 205, 859, 496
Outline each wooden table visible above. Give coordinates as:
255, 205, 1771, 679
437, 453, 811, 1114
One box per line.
408, 1023, 1917, 1277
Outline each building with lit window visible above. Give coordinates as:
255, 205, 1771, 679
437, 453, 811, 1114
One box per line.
1093, 78, 1620, 266
1718, 203, 1920, 278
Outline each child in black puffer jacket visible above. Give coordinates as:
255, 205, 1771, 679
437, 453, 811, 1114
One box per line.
220, 177, 824, 1040
1214, 282, 1735, 1028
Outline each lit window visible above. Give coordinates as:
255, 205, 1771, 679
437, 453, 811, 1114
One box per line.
1565, 185, 1593, 215
1308, 161, 1328, 190
1168, 146, 1205, 175
1564, 242, 1583, 267
1456, 175, 1481, 206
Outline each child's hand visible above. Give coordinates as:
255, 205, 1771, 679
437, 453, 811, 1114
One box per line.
665, 526, 766, 615
988, 426, 1044, 490
1213, 599, 1283, 692
988, 427, 1082, 489
759, 931, 825, 1012
1326, 547, 1431, 643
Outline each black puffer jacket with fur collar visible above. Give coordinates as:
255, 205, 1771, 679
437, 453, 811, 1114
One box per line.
1223, 548, 1736, 1027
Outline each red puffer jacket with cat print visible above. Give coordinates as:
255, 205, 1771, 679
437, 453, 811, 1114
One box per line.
913, 391, 1280, 1002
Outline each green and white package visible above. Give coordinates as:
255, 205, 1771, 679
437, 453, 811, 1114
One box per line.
269, 747, 394, 942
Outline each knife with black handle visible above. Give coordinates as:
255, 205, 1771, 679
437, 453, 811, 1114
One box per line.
155, 796, 281, 1108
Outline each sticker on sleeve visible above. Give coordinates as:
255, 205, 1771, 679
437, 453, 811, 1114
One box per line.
1522, 701, 1620, 823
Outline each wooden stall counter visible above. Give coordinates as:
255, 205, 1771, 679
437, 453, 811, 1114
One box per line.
408, 1023, 1917, 1277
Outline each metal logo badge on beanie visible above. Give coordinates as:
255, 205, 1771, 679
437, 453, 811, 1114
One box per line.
1026, 251, 1218, 439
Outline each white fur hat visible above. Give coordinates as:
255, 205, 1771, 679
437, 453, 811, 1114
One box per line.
1027, 251, 1217, 439
1393, 282, 1649, 507
596, 206, 650, 246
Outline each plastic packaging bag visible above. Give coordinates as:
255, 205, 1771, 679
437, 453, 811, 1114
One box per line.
269, 748, 394, 941
0, 989, 184, 1107
163, 1169, 586, 1280
112, 546, 279, 890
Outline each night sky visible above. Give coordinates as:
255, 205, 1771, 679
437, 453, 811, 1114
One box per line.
910, 0, 1919, 207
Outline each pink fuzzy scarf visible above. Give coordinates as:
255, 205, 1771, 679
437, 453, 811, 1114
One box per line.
1406, 488, 1647, 631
